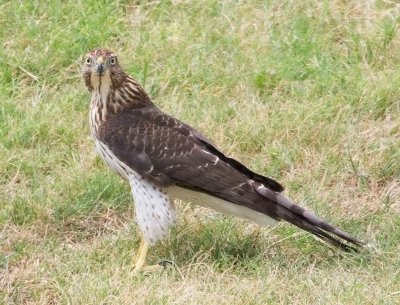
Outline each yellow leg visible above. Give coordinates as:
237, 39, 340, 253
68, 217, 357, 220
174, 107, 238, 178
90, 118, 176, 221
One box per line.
132, 238, 164, 273
132, 238, 148, 272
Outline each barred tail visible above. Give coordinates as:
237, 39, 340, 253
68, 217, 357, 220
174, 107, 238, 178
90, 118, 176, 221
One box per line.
256, 186, 364, 252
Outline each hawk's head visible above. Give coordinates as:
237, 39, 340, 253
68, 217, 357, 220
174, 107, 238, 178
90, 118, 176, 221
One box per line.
82, 48, 126, 92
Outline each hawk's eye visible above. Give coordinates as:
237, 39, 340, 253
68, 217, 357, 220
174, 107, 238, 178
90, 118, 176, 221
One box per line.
85, 57, 92, 65
109, 57, 117, 65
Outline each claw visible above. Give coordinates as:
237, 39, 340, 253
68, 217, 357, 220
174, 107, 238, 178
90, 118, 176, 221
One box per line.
157, 259, 174, 268
132, 238, 174, 273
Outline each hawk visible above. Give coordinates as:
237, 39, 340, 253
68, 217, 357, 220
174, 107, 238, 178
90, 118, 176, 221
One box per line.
82, 49, 363, 272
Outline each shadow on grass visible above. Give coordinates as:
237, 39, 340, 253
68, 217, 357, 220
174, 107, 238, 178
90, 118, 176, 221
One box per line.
152, 216, 373, 273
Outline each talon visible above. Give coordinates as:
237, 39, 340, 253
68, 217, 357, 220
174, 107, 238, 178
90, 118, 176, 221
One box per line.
157, 259, 174, 268
131, 238, 172, 273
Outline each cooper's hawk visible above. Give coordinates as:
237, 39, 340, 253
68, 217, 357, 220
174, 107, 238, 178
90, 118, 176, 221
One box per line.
82, 48, 363, 272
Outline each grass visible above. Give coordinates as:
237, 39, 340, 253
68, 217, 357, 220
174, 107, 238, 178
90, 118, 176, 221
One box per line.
1, 0, 399, 304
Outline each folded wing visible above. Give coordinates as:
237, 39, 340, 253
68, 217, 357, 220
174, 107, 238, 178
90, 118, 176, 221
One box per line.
98, 105, 363, 251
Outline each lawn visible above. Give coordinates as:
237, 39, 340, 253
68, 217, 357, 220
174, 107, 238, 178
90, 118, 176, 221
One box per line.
1, 0, 399, 304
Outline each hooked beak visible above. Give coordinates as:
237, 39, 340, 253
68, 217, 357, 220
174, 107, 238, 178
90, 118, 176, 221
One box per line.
96, 64, 104, 75
95, 56, 105, 75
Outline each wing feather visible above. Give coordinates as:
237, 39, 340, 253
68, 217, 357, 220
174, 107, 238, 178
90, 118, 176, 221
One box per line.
98, 105, 363, 250
98, 105, 282, 194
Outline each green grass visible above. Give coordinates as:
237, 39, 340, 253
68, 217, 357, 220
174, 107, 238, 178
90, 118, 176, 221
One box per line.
1, 0, 399, 304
